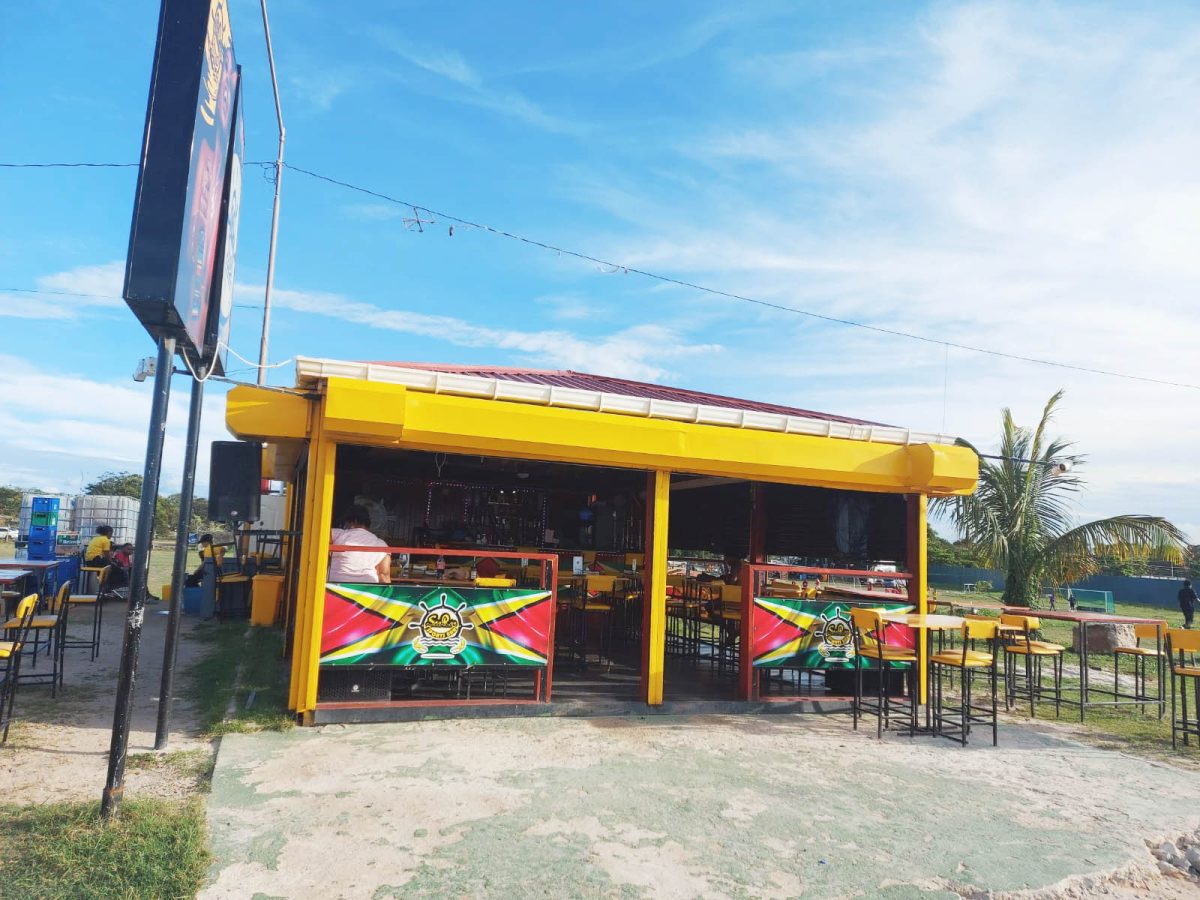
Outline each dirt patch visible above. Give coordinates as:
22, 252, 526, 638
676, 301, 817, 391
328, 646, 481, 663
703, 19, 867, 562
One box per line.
0, 601, 211, 804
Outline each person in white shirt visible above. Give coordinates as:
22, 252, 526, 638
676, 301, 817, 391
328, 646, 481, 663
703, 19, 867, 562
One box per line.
329, 505, 391, 583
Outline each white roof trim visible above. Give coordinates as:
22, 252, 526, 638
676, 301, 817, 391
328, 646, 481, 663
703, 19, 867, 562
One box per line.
295, 356, 958, 446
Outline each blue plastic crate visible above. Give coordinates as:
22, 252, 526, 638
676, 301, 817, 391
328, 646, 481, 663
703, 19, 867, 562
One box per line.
27, 540, 56, 561
31, 497, 60, 513
28, 524, 57, 540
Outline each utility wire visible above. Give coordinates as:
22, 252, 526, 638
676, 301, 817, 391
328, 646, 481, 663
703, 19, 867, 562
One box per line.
4, 159, 1199, 392
283, 163, 1200, 392
0, 162, 138, 169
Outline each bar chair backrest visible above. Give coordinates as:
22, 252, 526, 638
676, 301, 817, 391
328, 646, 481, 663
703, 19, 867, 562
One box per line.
8, 593, 38, 650
585, 575, 616, 594
955, 618, 999, 665
1132, 623, 1160, 644
1166, 628, 1200, 672
49, 581, 71, 615
849, 607, 884, 651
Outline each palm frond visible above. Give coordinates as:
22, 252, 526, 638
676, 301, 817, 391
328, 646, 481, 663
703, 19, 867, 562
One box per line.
1042, 515, 1189, 584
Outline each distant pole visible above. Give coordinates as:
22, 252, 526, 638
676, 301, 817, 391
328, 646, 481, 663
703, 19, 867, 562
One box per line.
154, 373, 205, 750
257, 0, 286, 385
102, 335, 175, 820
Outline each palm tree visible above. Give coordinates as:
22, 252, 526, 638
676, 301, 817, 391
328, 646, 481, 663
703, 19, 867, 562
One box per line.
936, 391, 1189, 607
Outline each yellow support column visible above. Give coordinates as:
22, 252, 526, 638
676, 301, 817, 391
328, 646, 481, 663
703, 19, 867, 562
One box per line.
908, 494, 929, 703
300, 435, 337, 716
640, 470, 670, 705
287, 419, 320, 711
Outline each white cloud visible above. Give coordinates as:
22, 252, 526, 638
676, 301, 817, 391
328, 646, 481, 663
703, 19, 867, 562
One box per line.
0, 354, 231, 496
561, 1, 1200, 536
368, 29, 586, 135
247, 283, 720, 382
0, 261, 125, 321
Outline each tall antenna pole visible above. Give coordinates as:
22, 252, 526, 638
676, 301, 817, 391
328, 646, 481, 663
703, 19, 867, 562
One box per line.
257, 0, 285, 385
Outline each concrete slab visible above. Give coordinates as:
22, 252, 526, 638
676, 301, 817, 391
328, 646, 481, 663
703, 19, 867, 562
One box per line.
204, 715, 1200, 898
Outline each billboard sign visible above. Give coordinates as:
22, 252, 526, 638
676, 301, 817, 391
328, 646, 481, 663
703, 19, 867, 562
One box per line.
123, 0, 237, 364
750, 597, 913, 668
320, 584, 553, 668
202, 68, 244, 376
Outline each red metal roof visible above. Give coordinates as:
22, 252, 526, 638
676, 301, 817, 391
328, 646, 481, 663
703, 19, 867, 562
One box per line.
368, 361, 883, 426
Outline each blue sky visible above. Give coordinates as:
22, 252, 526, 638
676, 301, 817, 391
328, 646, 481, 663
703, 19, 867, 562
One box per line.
2, 1, 1198, 538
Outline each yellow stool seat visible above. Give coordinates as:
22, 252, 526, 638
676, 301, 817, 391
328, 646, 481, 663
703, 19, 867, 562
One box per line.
858, 644, 918, 662
1173, 665, 1200, 678
0, 642, 16, 659
721, 610, 742, 622
931, 649, 994, 668
1006, 642, 1063, 656
1114, 646, 1161, 657
581, 603, 612, 612
69, 594, 101, 605
29, 615, 59, 629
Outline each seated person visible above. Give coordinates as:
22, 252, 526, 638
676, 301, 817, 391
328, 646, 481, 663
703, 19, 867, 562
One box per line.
83, 525, 114, 567
84, 525, 128, 587
330, 506, 390, 584
185, 534, 224, 587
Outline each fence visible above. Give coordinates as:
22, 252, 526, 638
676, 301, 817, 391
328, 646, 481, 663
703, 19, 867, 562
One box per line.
929, 565, 1189, 610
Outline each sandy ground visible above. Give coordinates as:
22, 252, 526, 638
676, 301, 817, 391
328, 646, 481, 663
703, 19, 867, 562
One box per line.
0, 596, 210, 804
205, 714, 1200, 899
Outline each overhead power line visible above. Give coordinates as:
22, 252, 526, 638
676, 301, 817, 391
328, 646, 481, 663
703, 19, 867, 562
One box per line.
283, 163, 1200, 393
0, 162, 138, 169
4, 159, 1198, 392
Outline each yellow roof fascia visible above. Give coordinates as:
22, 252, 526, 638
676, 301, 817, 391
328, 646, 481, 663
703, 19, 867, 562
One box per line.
310, 376, 977, 495
226, 384, 311, 442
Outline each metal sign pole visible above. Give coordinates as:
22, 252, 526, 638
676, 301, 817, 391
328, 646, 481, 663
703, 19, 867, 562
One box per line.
256, 0, 286, 385
154, 373, 205, 750
101, 335, 176, 820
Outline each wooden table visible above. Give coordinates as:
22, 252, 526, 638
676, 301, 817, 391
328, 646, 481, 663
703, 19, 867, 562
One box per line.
0, 559, 67, 606
0, 569, 35, 617
1002, 607, 1167, 720
882, 613, 964, 731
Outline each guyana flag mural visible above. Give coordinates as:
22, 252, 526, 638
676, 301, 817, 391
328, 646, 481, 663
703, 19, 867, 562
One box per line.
320, 583, 552, 667
751, 597, 914, 668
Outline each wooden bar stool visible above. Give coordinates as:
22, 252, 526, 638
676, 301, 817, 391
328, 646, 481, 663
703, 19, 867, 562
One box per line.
931, 619, 1001, 746
850, 607, 918, 739
65, 565, 112, 661
0, 594, 38, 744
1166, 629, 1200, 749
1001, 614, 1065, 718
1113, 623, 1164, 714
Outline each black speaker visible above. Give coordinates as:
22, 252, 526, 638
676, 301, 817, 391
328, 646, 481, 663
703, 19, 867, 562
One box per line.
208, 441, 262, 523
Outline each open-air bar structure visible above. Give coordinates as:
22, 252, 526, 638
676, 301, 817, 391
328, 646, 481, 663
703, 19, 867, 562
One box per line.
225, 358, 979, 724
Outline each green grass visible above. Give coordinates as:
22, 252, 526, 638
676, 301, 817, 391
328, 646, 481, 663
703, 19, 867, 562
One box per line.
181, 620, 295, 737
0, 798, 210, 900
935, 588, 1200, 762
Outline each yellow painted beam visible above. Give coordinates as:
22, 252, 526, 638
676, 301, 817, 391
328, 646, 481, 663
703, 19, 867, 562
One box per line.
324, 377, 406, 439
641, 470, 670, 705
226, 384, 311, 441
305, 383, 977, 495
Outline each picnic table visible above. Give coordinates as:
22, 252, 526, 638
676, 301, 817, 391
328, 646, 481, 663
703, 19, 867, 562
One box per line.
1002, 606, 1167, 720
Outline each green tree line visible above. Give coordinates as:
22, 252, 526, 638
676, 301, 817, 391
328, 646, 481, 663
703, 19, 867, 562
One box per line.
0, 473, 219, 540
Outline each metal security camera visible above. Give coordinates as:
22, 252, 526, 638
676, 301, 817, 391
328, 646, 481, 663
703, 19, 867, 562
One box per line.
133, 357, 157, 383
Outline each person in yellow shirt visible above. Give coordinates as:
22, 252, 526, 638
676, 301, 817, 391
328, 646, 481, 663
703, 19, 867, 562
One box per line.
83, 525, 114, 567
185, 534, 225, 587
